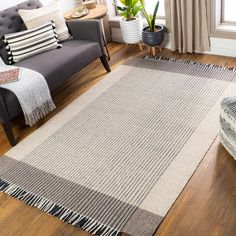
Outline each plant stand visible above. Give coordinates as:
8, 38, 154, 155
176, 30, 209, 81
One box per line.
124, 43, 162, 56
125, 43, 143, 51
145, 45, 162, 56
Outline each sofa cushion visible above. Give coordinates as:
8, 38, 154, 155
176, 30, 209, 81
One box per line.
2, 39, 102, 119
0, 0, 43, 64
3, 22, 61, 64
16, 39, 102, 91
19, 0, 71, 42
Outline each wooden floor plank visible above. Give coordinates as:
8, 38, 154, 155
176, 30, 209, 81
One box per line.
0, 43, 236, 236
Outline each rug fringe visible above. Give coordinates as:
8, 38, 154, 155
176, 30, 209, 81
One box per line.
25, 100, 56, 127
144, 55, 236, 72
0, 179, 121, 236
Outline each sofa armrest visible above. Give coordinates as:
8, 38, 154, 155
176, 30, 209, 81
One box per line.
66, 20, 104, 54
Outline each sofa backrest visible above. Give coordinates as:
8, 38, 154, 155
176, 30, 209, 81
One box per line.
0, 0, 43, 64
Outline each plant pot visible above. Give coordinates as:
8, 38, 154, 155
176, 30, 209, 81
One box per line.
142, 25, 164, 47
120, 17, 143, 44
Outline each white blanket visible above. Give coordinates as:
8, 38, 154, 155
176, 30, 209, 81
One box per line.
0, 66, 56, 126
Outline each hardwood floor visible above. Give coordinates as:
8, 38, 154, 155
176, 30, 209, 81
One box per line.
0, 43, 236, 236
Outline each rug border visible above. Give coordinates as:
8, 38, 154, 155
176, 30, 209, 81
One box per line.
0, 178, 121, 236
144, 55, 236, 72
3, 57, 236, 236
1, 64, 136, 236
138, 74, 236, 218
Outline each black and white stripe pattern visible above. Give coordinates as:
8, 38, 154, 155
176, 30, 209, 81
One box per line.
220, 97, 236, 160
2, 22, 62, 64
1, 58, 236, 236
0, 178, 121, 236
144, 55, 236, 72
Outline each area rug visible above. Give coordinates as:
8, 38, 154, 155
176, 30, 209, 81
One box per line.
1, 57, 236, 236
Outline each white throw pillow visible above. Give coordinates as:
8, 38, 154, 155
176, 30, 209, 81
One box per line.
19, 1, 71, 42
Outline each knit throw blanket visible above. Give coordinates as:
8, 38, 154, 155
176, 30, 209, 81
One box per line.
0, 66, 56, 126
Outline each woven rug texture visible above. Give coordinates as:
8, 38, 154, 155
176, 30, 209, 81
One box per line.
1, 57, 236, 236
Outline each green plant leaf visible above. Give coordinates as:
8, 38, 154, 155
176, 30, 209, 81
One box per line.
141, 0, 160, 31
120, 0, 126, 6
114, 0, 142, 20
153, 0, 160, 18
116, 6, 125, 11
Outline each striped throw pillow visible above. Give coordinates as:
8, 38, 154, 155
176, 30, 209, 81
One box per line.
2, 22, 62, 64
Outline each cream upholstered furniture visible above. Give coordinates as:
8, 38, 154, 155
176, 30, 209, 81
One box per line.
220, 97, 236, 160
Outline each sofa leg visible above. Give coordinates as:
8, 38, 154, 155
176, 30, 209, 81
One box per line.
100, 55, 111, 72
0, 93, 17, 146
2, 121, 16, 146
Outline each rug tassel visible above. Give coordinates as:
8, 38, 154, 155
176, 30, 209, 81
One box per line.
0, 178, 120, 236
144, 55, 236, 72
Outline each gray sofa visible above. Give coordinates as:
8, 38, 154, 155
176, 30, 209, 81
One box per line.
0, 0, 111, 146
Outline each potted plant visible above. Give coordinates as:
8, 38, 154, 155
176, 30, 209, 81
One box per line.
140, 0, 164, 47
114, 0, 143, 45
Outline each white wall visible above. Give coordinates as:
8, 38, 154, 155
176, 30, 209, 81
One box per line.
0, 0, 75, 12
105, 0, 116, 18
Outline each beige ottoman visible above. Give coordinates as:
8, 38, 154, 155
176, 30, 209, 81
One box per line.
220, 97, 236, 160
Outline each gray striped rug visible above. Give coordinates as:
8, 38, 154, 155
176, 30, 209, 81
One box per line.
1, 57, 236, 236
